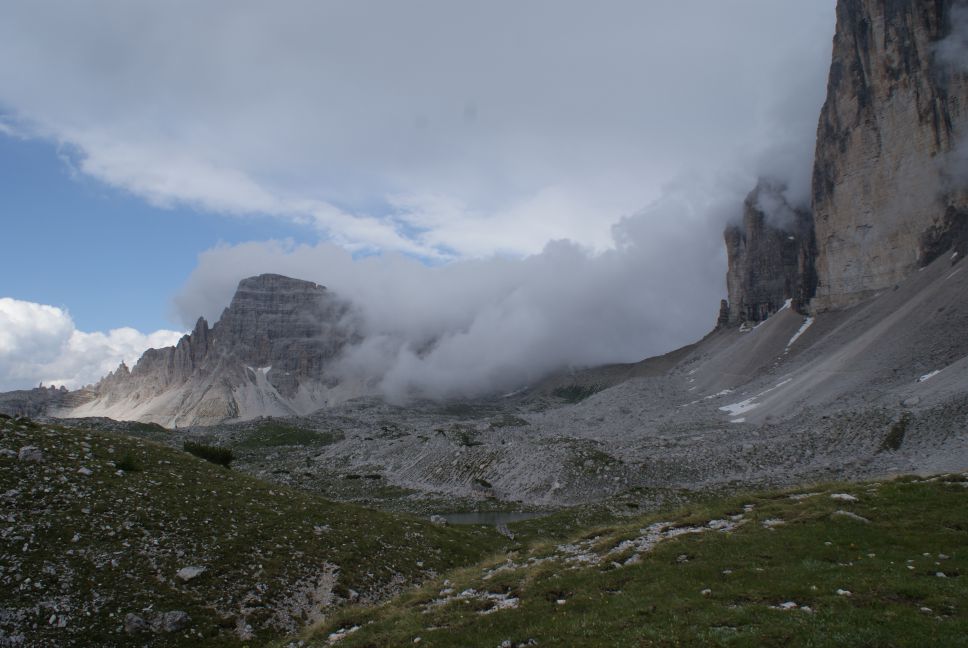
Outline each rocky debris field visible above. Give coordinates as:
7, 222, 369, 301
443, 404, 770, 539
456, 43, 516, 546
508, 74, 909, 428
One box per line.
47, 253, 968, 520
0, 414, 504, 647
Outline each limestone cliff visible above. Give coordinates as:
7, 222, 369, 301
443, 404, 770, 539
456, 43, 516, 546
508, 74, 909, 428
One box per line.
811, 0, 968, 310
724, 0, 967, 321
723, 181, 816, 325
63, 274, 363, 426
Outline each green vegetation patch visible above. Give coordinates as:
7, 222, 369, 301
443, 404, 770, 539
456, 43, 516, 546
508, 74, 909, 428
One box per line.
184, 440, 234, 467
236, 422, 344, 449
0, 417, 505, 647
309, 476, 968, 647
552, 383, 603, 403
880, 411, 910, 452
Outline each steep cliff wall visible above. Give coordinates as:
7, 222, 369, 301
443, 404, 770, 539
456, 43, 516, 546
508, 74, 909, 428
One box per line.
723, 181, 816, 325
811, 0, 968, 310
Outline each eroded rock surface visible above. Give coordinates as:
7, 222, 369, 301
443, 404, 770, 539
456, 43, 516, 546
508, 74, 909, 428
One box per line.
810, 0, 968, 310
723, 180, 816, 324
61, 274, 361, 426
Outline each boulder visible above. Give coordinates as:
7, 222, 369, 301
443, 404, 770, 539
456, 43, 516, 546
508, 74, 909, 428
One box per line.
17, 446, 44, 463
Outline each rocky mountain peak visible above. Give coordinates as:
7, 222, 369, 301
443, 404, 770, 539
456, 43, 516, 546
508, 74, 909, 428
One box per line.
722, 180, 817, 325
63, 274, 362, 426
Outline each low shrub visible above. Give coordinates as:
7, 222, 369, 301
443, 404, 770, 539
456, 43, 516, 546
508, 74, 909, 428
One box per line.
183, 441, 233, 467
552, 384, 602, 403
115, 453, 144, 472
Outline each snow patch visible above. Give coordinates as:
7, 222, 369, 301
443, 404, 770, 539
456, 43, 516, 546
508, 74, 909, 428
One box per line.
786, 317, 814, 350
719, 379, 792, 417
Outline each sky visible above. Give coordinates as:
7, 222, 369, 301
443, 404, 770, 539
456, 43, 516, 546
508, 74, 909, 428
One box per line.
0, 1, 837, 394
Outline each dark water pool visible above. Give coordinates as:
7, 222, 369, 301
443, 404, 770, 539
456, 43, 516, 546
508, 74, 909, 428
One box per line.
439, 511, 548, 526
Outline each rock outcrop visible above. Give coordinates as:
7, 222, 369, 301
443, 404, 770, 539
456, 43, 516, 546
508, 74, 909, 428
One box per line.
725, 0, 968, 320
62, 274, 362, 426
810, 0, 968, 310
723, 180, 816, 324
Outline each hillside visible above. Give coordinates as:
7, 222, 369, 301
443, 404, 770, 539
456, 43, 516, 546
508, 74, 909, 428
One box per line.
307, 474, 968, 647
0, 414, 504, 646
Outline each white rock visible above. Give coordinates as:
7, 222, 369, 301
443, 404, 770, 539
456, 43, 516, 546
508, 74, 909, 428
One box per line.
17, 446, 44, 463
836, 589, 851, 596
176, 566, 206, 582
77, 467, 93, 476
830, 493, 858, 502
831, 510, 870, 523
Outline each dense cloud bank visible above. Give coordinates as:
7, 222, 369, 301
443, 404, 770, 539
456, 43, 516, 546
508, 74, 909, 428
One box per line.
174, 177, 739, 400
0, 1, 835, 259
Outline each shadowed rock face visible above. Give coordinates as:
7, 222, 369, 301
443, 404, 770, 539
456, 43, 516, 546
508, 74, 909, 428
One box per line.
723, 181, 817, 325
810, 0, 968, 310
207, 274, 356, 398
65, 274, 361, 426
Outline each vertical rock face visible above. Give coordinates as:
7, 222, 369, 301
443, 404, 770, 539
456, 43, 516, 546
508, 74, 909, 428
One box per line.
723, 181, 817, 324
63, 274, 362, 426
811, 0, 968, 310
207, 274, 357, 398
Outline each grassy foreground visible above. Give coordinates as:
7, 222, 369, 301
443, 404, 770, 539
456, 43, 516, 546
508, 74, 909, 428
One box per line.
2, 412, 966, 647
306, 474, 968, 647
0, 415, 504, 647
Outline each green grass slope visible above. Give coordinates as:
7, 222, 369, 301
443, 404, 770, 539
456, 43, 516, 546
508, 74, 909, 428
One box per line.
309, 475, 968, 647
0, 415, 505, 647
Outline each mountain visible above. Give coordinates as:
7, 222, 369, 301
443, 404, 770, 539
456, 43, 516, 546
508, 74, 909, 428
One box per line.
61, 274, 363, 426
13, 0, 968, 446
727, 0, 968, 320
723, 179, 817, 325
811, 0, 968, 310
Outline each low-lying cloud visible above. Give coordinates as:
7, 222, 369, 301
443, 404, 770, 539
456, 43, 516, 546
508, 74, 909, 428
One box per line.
174, 175, 741, 400
0, 298, 183, 391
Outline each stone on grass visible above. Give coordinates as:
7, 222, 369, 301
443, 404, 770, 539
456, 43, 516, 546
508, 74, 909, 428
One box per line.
832, 510, 869, 523
17, 446, 44, 463
176, 566, 206, 582
124, 613, 149, 634
830, 493, 858, 502
155, 610, 190, 632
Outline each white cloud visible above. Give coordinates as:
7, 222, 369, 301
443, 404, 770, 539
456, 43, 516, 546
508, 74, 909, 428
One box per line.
0, 1, 836, 258
0, 297, 183, 391
173, 172, 739, 401
937, 2, 968, 73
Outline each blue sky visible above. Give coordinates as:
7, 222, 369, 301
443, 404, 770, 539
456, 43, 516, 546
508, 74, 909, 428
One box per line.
0, 133, 312, 333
